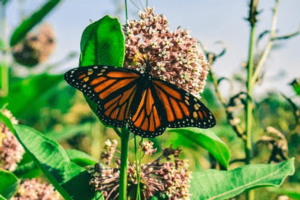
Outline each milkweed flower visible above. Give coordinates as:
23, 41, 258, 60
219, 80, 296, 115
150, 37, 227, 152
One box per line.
12, 178, 62, 200
123, 7, 208, 98
90, 140, 191, 200
0, 109, 24, 171
12, 24, 56, 67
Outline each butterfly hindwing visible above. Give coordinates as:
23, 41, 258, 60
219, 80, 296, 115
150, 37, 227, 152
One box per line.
152, 78, 216, 129
128, 86, 167, 138
64, 65, 140, 127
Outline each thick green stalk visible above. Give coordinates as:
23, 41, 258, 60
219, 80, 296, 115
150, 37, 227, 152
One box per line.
246, 0, 258, 199
119, 128, 130, 200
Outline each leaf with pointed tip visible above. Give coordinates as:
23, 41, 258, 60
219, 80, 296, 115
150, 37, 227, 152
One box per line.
189, 159, 295, 200
168, 128, 230, 169
79, 15, 125, 120
13, 125, 103, 200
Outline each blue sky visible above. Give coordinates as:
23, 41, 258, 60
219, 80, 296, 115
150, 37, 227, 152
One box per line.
5, 0, 300, 96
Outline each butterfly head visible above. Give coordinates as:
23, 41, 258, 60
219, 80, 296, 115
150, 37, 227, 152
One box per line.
144, 61, 152, 75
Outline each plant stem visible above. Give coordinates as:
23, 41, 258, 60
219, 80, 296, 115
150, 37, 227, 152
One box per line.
246, 0, 258, 199
119, 128, 130, 200
251, 0, 280, 85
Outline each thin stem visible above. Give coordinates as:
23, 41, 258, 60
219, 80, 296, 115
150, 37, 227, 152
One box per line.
251, 0, 280, 85
134, 135, 141, 200
119, 128, 130, 200
246, 0, 258, 199
125, 0, 128, 21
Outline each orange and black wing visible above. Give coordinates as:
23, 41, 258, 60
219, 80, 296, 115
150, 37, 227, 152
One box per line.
152, 78, 216, 130
64, 65, 140, 127
128, 85, 167, 138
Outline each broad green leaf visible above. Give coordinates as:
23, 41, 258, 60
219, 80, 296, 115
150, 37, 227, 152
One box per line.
0, 74, 63, 117
80, 15, 125, 67
168, 128, 230, 169
10, 0, 61, 46
190, 159, 295, 200
0, 194, 6, 200
267, 187, 300, 199
66, 149, 98, 167
79, 15, 125, 119
290, 78, 300, 96
14, 125, 104, 200
0, 169, 19, 199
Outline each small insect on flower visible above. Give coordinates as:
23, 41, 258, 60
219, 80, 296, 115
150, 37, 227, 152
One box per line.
64, 8, 216, 138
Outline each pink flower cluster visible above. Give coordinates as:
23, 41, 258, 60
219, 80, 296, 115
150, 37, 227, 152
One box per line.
90, 140, 191, 200
12, 178, 62, 200
0, 109, 24, 171
123, 7, 208, 98
12, 24, 56, 67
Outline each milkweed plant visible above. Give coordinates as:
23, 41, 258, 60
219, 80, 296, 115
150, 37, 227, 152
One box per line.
0, 0, 299, 200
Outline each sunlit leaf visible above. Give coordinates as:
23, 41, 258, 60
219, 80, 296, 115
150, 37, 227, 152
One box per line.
80, 15, 124, 67
79, 15, 124, 118
14, 125, 104, 200
10, 0, 61, 46
168, 128, 230, 169
189, 159, 295, 200
0, 169, 19, 199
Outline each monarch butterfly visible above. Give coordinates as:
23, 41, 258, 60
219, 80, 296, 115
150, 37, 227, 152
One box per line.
64, 63, 216, 138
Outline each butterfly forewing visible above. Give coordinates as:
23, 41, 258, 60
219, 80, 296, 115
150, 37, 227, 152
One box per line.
64, 65, 140, 127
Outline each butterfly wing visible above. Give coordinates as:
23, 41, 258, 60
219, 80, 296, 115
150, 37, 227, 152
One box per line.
64, 65, 140, 127
128, 77, 216, 138
152, 78, 216, 129
128, 85, 167, 138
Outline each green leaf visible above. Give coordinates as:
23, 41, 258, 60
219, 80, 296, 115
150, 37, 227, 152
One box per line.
0, 169, 19, 199
10, 0, 61, 46
290, 78, 300, 96
0, 194, 6, 200
0, 73, 63, 117
168, 128, 230, 169
79, 15, 125, 119
14, 125, 104, 200
189, 159, 295, 200
66, 149, 98, 167
267, 187, 300, 199
0, 110, 14, 132
80, 15, 125, 67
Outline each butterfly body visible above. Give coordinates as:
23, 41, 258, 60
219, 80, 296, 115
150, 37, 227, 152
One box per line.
64, 64, 216, 138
